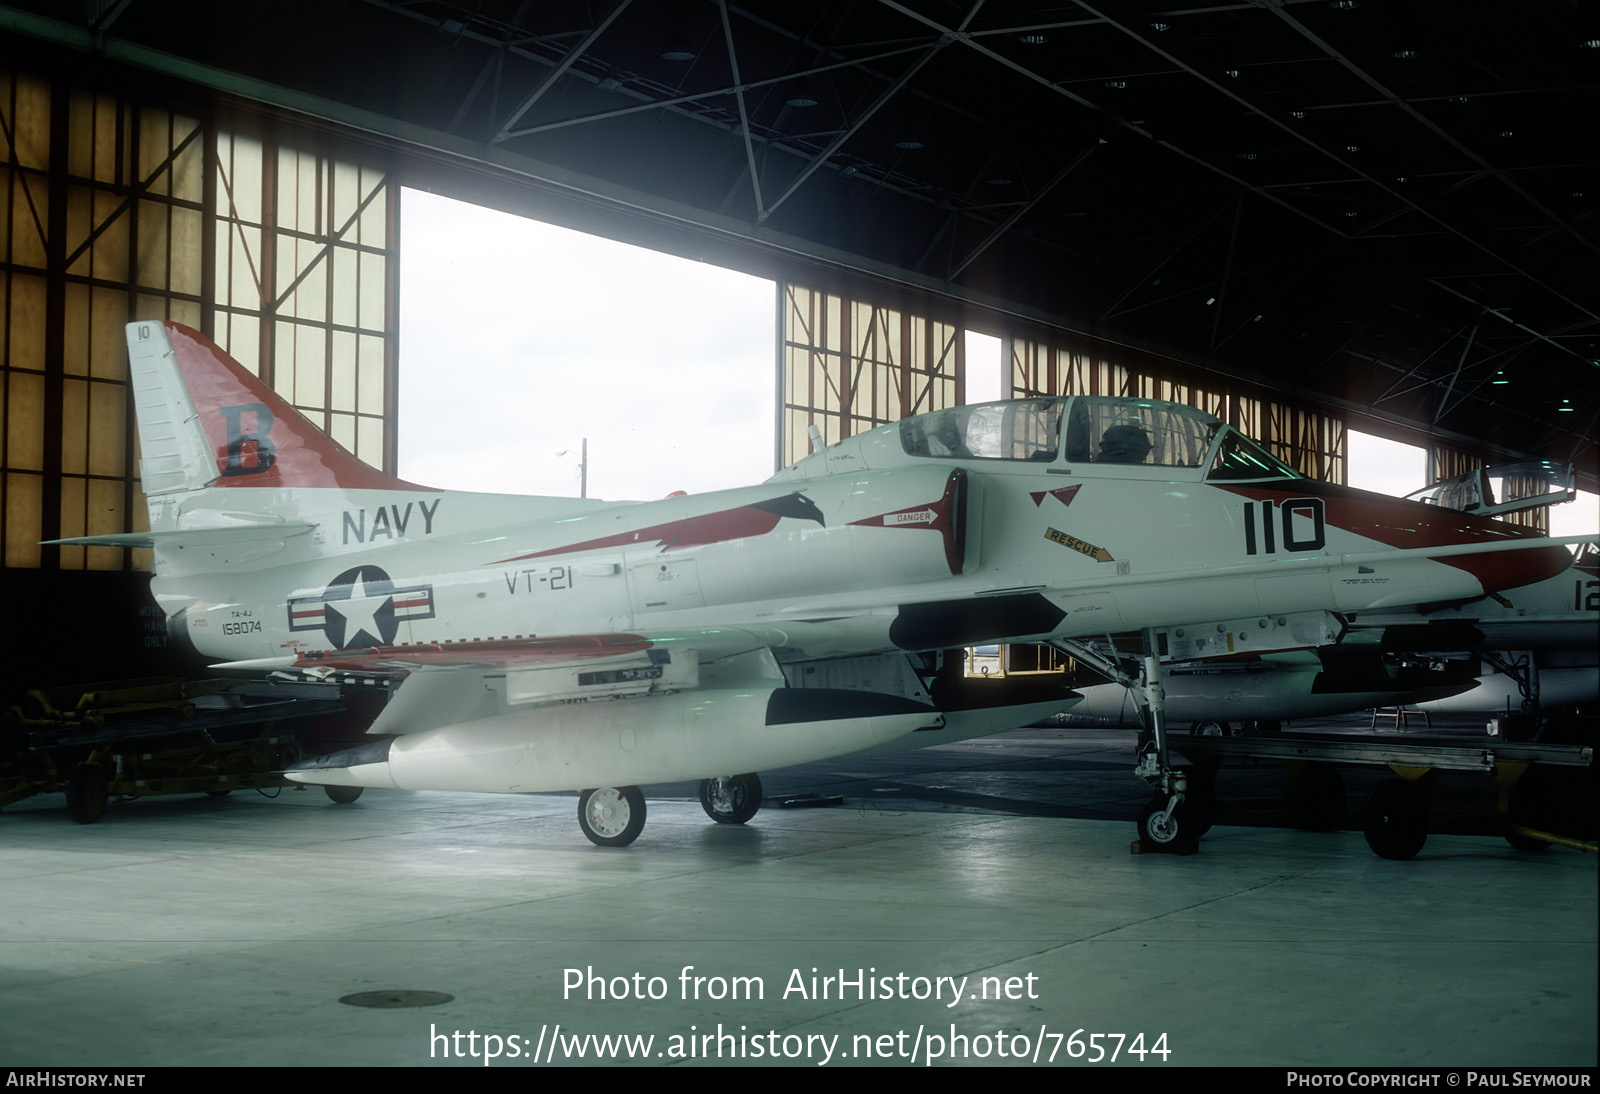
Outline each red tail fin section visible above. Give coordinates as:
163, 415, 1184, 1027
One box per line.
158, 322, 423, 491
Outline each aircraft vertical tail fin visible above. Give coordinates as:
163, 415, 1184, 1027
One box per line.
127, 321, 423, 510
127, 321, 218, 497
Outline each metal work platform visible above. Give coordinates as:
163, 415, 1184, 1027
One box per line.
1167, 721, 1595, 860
2, 678, 346, 820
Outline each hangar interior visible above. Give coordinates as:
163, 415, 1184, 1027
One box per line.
0, 0, 1595, 1069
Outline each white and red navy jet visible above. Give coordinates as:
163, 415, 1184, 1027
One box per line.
56, 321, 1584, 847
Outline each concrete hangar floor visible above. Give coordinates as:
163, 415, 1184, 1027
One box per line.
1, 718, 1593, 1069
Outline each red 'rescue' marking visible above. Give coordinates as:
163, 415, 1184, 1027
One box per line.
1215, 480, 1574, 592
164, 323, 428, 491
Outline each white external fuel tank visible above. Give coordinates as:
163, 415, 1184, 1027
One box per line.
287, 686, 942, 793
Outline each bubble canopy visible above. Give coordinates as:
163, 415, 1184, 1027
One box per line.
896, 396, 1300, 482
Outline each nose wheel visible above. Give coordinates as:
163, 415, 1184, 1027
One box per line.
1138, 795, 1190, 846
578, 786, 647, 846
699, 773, 763, 824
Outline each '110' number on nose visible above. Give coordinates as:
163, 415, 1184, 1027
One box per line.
1242, 497, 1326, 555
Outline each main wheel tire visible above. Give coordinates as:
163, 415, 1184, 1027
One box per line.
1191, 721, 1229, 737
1137, 796, 1190, 848
66, 763, 109, 825
578, 786, 646, 847
1363, 779, 1428, 860
324, 785, 364, 804
699, 773, 763, 824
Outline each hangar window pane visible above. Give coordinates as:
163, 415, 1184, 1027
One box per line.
86, 478, 126, 569
56, 477, 83, 566
333, 161, 360, 228
330, 411, 357, 453
138, 108, 174, 196
5, 472, 42, 566
215, 311, 259, 374
217, 132, 263, 225
7, 74, 51, 170
332, 246, 358, 327
170, 127, 203, 203
93, 191, 131, 277
358, 249, 385, 330
9, 172, 48, 268
168, 296, 202, 332
226, 222, 262, 308
8, 274, 46, 357
135, 199, 171, 288
292, 322, 327, 412
357, 415, 383, 468
90, 287, 129, 380
170, 206, 202, 295
779, 282, 965, 469
357, 334, 385, 416
331, 330, 356, 412
88, 381, 125, 478
358, 179, 387, 248
64, 283, 89, 377
62, 379, 87, 475
65, 92, 115, 183
7, 370, 43, 470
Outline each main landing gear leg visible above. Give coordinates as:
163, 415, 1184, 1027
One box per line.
1132, 628, 1200, 854
1053, 633, 1201, 854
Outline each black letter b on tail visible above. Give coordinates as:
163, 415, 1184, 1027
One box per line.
220, 403, 277, 476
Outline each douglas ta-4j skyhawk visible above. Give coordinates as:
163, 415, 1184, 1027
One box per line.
52, 321, 1587, 848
